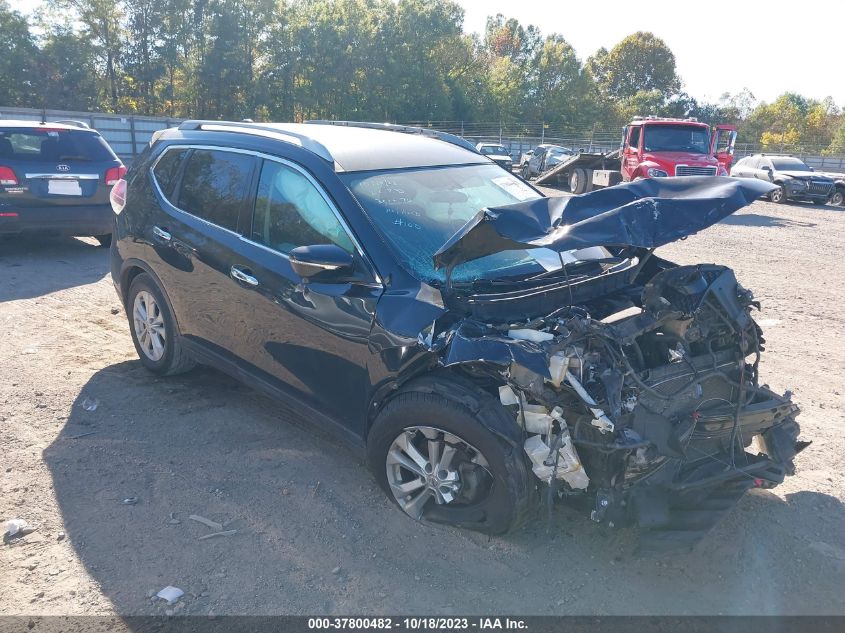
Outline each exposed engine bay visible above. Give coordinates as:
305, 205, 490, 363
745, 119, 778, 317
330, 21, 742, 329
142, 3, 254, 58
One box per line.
410, 178, 809, 550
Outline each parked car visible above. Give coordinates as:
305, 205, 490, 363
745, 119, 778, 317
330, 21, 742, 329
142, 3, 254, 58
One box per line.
0, 120, 125, 245
820, 171, 844, 206
730, 154, 834, 204
476, 142, 513, 171
111, 120, 804, 549
520, 144, 574, 179
518, 144, 553, 171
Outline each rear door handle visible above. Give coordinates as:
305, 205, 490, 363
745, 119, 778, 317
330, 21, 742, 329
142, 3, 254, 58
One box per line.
230, 265, 259, 287
153, 226, 171, 242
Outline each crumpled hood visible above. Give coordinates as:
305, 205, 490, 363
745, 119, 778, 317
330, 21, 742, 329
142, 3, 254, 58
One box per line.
433, 176, 776, 270
778, 170, 833, 181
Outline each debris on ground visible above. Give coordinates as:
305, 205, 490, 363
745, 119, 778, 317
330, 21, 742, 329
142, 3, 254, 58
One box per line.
197, 529, 237, 540
6, 519, 28, 536
80, 397, 99, 411
155, 586, 184, 604
121, 497, 139, 506
188, 515, 223, 531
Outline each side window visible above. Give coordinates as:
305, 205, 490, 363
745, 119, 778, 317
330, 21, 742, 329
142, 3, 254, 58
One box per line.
628, 127, 641, 150
152, 148, 189, 199
251, 160, 354, 254
177, 149, 255, 232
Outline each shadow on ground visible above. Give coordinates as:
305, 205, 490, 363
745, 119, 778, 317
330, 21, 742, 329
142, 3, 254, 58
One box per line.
0, 235, 109, 302
43, 361, 845, 617
720, 213, 818, 228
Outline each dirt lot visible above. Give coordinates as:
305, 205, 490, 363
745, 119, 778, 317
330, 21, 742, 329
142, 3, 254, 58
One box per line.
2, 193, 845, 618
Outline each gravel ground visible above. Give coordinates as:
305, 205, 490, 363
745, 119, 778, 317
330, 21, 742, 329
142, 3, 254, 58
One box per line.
1, 192, 844, 618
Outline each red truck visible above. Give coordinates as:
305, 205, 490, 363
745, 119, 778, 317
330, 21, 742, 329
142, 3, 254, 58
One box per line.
532, 117, 737, 193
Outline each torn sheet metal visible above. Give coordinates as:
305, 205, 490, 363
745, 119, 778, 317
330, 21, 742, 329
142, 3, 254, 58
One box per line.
433, 176, 776, 269
439, 320, 551, 379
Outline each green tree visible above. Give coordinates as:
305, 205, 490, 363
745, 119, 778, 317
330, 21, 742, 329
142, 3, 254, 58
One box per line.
530, 34, 596, 129
51, 0, 126, 110
587, 31, 680, 100
39, 26, 100, 111
826, 119, 845, 155
0, 0, 39, 107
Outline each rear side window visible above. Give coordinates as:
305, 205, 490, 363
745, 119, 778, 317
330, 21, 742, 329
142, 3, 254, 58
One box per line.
0, 128, 117, 162
152, 148, 189, 199
176, 150, 255, 232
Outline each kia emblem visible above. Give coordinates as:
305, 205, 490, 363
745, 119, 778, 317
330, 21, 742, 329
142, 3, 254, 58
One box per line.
57, 164, 70, 171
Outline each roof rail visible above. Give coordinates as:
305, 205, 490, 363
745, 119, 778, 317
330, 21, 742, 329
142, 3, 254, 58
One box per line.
305, 120, 480, 154
53, 119, 91, 129
177, 120, 334, 163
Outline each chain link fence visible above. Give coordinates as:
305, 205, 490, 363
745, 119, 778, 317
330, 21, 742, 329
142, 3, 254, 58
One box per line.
3, 107, 843, 172
401, 120, 845, 172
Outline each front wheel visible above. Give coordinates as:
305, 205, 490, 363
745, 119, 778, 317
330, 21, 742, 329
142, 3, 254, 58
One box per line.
770, 186, 787, 204
126, 273, 195, 375
830, 189, 844, 207
521, 164, 530, 179
368, 389, 536, 534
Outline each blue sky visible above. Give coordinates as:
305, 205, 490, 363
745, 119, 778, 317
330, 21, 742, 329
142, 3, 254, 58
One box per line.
10, 0, 844, 107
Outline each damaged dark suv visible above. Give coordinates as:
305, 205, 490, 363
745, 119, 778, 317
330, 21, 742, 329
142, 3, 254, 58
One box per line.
111, 120, 807, 551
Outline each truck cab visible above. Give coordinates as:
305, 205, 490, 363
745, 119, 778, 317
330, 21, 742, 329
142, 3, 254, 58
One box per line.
620, 117, 736, 181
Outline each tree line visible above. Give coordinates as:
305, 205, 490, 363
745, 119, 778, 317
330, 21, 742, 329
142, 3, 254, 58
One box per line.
2, 0, 844, 155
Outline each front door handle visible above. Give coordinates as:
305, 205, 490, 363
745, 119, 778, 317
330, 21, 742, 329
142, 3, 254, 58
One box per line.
230, 265, 259, 287
153, 226, 171, 242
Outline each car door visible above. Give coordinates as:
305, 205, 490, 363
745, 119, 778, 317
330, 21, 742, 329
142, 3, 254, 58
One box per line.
622, 126, 641, 181
223, 156, 383, 433
755, 157, 773, 181
144, 145, 259, 352
529, 148, 545, 175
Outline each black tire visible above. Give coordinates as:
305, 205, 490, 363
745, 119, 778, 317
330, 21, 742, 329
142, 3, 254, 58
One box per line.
770, 185, 787, 204
570, 167, 588, 194
95, 234, 112, 247
367, 384, 536, 534
830, 189, 844, 207
126, 273, 195, 375
521, 164, 530, 179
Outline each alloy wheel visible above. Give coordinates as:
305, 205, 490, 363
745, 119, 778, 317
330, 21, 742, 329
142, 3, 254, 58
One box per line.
386, 426, 490, 520
133, 290, 166, 361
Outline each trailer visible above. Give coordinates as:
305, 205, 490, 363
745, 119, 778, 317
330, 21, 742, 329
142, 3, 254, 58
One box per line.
533, 149, 623, 192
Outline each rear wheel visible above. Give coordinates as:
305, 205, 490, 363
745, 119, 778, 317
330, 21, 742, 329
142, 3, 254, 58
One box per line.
368, 389, 536, 534
570, 167, 588, 194
830, 189, 844, 207
126, 273, 195, 375
770, 186, 787, 204
95, 234, 112, 247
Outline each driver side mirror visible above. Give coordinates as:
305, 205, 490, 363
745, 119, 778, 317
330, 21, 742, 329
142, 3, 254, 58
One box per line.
289, 244, 354, 280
